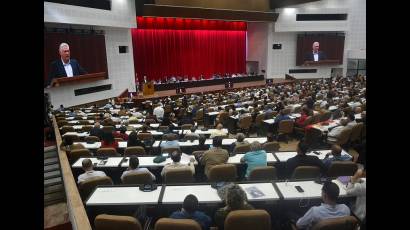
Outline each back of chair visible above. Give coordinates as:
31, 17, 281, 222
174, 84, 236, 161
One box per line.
336, 127, 353, 145
181, 124, 193, 130
320, 111, 332, 122
102, 126, 115, 133
96, 148, 118, 157
291, 166, 321, 179
327, 162, 358, 177
79, 176, 113, 200
154, 218, 201, 230
208, 164, 237, 182
122, 172, 153, 185
137, 133, 153, 141
219, 111, 229, 124
78, 120, 90, 125
278, 120, 294, 134
263, 142, 280, 152
95, 214, 142, 230
254, 113, 266, 126
68, 149, 92, 162
82, 125, 93, 132
85, 135, 100, 143
115, 137, 124, 142
61, 126, 74, 134
58, 120, 68, 127
162, 133, 178, 141
145, 118, 157, 124
164, 168, 194, 183
312, 216, 359, 230
224, 210, 271, 230
248, 166, 277, 180
64, 134, 80, 142
238, 116, 252, 129
124, 146, 146, 156
233, 144, 251, 154
349, 123, 363, 143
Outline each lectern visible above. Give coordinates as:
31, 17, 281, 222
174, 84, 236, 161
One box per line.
143, 81, 155, 96
51, 72, 107, 87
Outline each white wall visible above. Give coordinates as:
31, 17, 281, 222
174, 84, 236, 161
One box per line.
247, 22, 269, 76
44, 0, 137, 108
265, 0, 366, 79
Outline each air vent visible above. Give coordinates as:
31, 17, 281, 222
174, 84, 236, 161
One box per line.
289, 69, 317, 74
296, 14, 347, 21
74, 84, 112, 96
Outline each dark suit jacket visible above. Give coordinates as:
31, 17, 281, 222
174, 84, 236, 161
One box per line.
304, 51, 327, 62
286, 154, 326, 178
47, 59, 87, 86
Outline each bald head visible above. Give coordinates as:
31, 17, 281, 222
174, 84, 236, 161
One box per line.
331, 145, 342, 156
82, 159, 93, 171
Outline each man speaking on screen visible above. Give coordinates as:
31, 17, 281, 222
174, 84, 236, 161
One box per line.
304, 41, 327, 62
47, 43, 87, 86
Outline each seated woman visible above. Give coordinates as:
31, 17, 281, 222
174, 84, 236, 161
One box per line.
215, 184, 254, 230
295, 106, 311, 127
127, 131, 146, 148
100, 131, 118, 148
240, 141, 267, 179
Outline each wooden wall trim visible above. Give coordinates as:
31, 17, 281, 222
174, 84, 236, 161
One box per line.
52, 116, 92, 230
142, 4, 278, 22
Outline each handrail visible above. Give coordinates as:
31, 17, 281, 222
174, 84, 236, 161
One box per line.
52, 116, 92, 230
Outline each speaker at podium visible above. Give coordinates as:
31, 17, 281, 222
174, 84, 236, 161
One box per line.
143, 81, 155, 96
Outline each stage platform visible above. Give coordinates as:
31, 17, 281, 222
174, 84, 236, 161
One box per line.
134, 78, 292, 101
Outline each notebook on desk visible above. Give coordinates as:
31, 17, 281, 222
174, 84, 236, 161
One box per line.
337, 176, 350, 186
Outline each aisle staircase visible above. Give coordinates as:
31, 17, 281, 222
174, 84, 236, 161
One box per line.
44, 146, 66, 206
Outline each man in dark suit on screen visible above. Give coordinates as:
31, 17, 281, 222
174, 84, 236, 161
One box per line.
47, 43, 87, 87
304, 41, 327, 62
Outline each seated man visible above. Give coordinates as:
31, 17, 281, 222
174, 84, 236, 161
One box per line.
274, 109, 291, 124
121, 156, 156, 182
346, 113, 357, 129
229, 133, 249, 153
200, 136, 229, 178
322, 144, 352, 168
327, 118, 349, 141
89, 122, 104, 140
286, 141, 326, 178
296, 181, 350, 229
209, 123, 227, 138
346, 168, 366, 222
161, 151, 196, 178
77, 159, 107, 184
170, 194, 212, 230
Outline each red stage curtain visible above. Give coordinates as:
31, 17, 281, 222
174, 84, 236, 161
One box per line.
132, 17, 247, 81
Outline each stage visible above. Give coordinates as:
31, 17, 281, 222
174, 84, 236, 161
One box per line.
133, 78, 293, 100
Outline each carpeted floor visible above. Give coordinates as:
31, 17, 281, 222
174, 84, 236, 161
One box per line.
44, 202, 70, 229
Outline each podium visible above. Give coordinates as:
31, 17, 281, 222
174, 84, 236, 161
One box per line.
51, 72, 107, 87
303, 60, 340, 66
143, 81, 155, 96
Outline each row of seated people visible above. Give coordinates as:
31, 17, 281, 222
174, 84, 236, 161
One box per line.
90, 170, 366, 230
74, 137, 356, 186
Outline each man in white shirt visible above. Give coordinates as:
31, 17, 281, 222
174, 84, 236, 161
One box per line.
296, 181, 350, 229
153, 102, 164, 121
161, 151, 195, 177
346, 168, 366, 222
121, 156, 156, 182
327, 118, 348, 141
77, 159, 107, 184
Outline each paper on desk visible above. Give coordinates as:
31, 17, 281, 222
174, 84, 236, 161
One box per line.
245, 186, 265, 198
